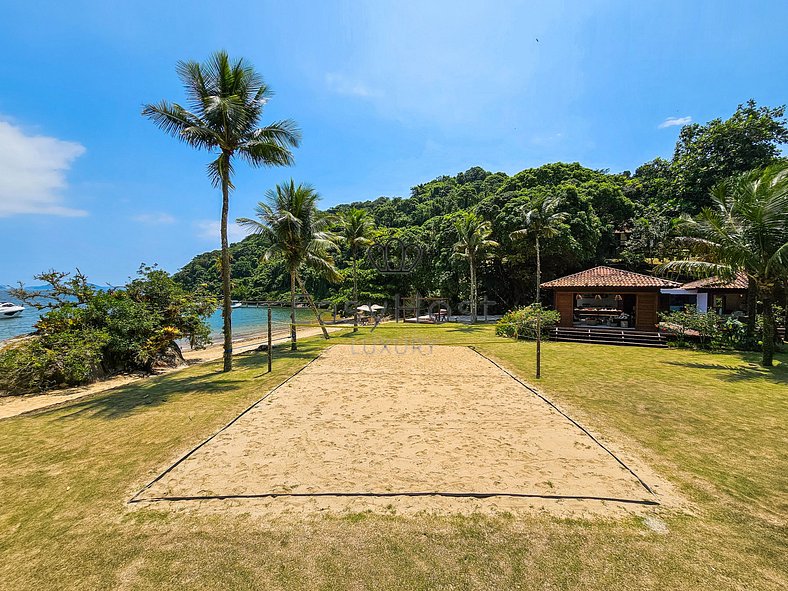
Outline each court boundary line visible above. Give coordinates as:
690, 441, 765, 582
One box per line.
131, 491, 658, 506
129, 344, 657, 507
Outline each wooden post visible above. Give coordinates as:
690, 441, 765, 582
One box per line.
536, 305, 542, 379
267, 305, 272, 373
415, 294, 420, 323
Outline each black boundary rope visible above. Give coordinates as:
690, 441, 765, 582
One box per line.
131, 491, 658, 506
128, 347, 332, 504
469, 347, 656, 497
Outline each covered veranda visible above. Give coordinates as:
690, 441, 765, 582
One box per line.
541, 266, 681, 332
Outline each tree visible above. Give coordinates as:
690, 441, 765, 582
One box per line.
338, 208, 375, 331
672, 100, 788, 212
453, 212, 498, 323
237, 181, 339, 350
660, 163, 788, 367
142, 50, 300, 372
509, 195, 569, 378
509, 195, 569, 303
3, 268, 216, 394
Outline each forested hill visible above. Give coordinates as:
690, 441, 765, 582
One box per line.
174, 100, 787, 309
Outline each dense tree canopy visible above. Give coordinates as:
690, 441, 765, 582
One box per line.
174, 101, 787, 315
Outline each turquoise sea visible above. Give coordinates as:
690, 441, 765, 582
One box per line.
0, 289, 315, 344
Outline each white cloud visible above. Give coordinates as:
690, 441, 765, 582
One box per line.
659, 116, 692, 129
132, 212, 176, 225
325, 73, 380, 98
195, 220, 247, 243
0, 119, 87, 217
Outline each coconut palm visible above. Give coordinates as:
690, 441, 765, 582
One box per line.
142, 51, 300, 372
660, 163, 788, 367
509, 195, 569, 303
453, 212, 498, 323
237, 181, 339, 351
338, 208, 375, 331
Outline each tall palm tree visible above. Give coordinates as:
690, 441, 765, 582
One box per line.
660, 163, 788, 367
338, 208, 375, 331
509, 195, 569, 303
142, 51, 300, 372
237, 181, 339, 351
453, 212, 498, 323
510, 195, 568, 379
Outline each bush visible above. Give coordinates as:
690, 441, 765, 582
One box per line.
659, 306, 747, 349
496, 304, 560, 339
0, 266, 216, 396
0, 330, 108, 395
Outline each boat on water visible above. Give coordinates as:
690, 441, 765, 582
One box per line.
0, 302, 24, 319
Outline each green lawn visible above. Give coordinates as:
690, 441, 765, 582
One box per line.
1, 325, 785, 590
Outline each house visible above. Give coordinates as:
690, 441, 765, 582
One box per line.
661, 273, 749, 316
540, 266, 681, 332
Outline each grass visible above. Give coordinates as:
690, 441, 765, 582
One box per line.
0, 324, 786, 590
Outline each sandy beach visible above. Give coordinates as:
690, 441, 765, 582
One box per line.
133, 345, 674, 517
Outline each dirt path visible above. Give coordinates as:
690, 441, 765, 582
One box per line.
0, 326, 342, 420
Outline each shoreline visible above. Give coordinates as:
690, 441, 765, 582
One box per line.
0, 325, 344, 420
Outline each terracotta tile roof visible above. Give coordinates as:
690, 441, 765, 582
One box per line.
540, 266, 681, 289
680, 272, 749, 290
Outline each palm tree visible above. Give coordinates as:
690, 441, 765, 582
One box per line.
142, 51, 300, 372
237, 181, 339, 351
453, 212, 498, 323
338, 208, 375, 331
660, 163, 788, 367
509, 195, 569, 303
510, 195, 568, 379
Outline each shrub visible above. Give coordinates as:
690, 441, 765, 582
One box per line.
659, 306, 747, 349
496, 304, 560, 339
1, 266, 216, 396
0, 330, 108, 395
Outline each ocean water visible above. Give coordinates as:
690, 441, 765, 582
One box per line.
204, 305, 317, 344
0, 290, 40, 341
0, 289, 317, 344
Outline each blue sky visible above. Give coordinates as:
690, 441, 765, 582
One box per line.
1, 0, 786, 285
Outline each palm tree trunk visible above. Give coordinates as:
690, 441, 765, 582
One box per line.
220, 168, 233, 372
535, 236, 541, 304
762, 288, 775, 367
746, 276, 757, 343
352, 252, 358, 333
470, 256, 477, 324
290, 270, 297, 351
297, 273, 330, 339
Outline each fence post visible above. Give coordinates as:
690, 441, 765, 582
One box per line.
267, 305, 272, 373
536, 305, 542, 379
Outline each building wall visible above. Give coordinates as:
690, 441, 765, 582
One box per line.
635, 292, 659, 331
555, 292, 574, 327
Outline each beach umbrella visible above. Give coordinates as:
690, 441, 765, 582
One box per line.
370, 304, 385, 311
356, 305, 372, 312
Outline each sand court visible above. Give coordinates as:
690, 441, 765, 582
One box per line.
133, 345, 657, 512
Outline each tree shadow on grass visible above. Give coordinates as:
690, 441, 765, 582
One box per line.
660, 357, 788, 384
48, 347, 320, 421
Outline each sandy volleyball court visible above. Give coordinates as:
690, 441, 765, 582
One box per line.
133, 345, 661, 515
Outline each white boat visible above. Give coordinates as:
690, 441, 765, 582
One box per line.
0, 302, 24, 319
